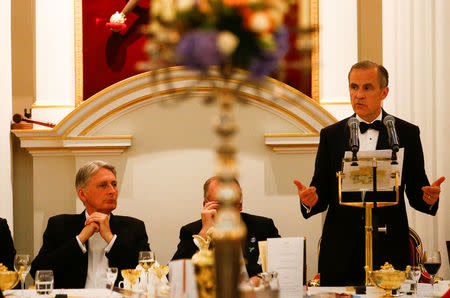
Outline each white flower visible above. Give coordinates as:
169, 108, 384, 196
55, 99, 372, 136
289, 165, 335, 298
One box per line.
176, 0, 194, 12
109, 11, 125, 23
249, 11, 273, 33
217, 31, 240, 56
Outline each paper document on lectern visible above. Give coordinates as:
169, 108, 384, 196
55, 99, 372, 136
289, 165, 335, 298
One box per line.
342, 149, 404, 192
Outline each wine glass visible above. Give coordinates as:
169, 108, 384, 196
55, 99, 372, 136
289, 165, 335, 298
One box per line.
120, 269, 141, 290
106, 267, 118, 295
423, 251, 441, 292
138, 251, 155, 272
138, 251, 155, 293
14, 254, 31, 295
150, 265, 169, 296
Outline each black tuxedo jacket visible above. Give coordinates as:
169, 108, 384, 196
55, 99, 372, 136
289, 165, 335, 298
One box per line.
171, 212, 280, 277
302, 110, 437, 286
30, 212, 150, 289
0, 218, 16, 271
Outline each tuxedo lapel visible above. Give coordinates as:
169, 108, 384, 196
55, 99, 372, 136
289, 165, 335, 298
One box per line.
343, 117, 352, 152
78, 211, 89, 250
77, 211, 89, 286
109, 213, 117, 233
335, 118, 351, 170
106, 213, 117, 267
376, 110, 390, 150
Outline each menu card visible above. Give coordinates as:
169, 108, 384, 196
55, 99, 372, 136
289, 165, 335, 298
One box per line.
169, 259, 198, 298
267, 237, 304, 297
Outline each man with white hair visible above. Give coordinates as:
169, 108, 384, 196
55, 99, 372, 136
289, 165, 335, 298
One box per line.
31, 160, 150, 289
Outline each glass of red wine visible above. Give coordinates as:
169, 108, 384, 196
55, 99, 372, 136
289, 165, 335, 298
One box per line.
423, 251, 441, 292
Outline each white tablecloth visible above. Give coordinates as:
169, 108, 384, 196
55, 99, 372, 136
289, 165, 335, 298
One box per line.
3, 288, 122, 297
4, 281, 449, 297
308, 280, 449, 297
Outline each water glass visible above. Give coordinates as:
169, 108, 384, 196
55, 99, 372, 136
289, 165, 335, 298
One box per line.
409, 266, 421, 293
106, 267, 118, 292
35, 270, 54, 295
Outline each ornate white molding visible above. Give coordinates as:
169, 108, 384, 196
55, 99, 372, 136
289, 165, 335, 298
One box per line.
264, 133, 320, 153
12, 67, 336, 156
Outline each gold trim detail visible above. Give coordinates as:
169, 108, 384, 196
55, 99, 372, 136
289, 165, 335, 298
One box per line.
18, 136, 132, 141
11, 129, 55, 133
311, 0, 320, 101
264, 133, 319, 137
43, 69, 335, 137
74, 0, 83, 107
320, 101, 351, 105
31, 105, 75, 109
268, 144, 318, 148
60, 72, 335, 137
28, 146, 128, 151
79, 87, 319, 136
59, 70, 188, 135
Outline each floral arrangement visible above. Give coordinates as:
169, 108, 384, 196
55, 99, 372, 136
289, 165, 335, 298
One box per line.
146, 0, 290, 79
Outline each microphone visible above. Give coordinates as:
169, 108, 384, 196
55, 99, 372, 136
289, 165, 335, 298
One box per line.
348, 117, 360, 154
383, 115, 399, 152
348, 117, 360, 165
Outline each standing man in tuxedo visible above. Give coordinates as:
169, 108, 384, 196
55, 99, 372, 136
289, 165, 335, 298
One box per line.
172, 176, 280, 278
294, 61, 445, 286
0, 217, 16, 270
31, 160, 150, 289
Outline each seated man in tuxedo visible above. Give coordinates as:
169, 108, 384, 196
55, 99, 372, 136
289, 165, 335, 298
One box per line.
31, 160, 150, 289
172, 176, 280, 278
0, 217, 16, 270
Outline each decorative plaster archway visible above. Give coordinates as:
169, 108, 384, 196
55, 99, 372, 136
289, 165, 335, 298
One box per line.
12, 67, 336, 156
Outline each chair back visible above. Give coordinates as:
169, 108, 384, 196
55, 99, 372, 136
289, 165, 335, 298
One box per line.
408, 227, 423, 266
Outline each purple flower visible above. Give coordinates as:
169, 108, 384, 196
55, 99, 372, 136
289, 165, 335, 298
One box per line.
249, 27, 289, 79
176, 31, 223, 71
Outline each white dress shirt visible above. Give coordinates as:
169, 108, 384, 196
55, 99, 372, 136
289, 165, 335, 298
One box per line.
302, 112, 383, 213
75, 211, 117, 288
357, 112, 382, 151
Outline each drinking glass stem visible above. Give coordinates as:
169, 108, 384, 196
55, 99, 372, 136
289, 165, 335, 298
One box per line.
431, 275, 435, 292
20, 277, 25, 297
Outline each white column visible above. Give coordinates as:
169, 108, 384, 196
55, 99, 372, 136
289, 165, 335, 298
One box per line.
383, 0, 450, 279
0, 0, 14, 226
319, 0, 357, 120
34, 0, 75, 124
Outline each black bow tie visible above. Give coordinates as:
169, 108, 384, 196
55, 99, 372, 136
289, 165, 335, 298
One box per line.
360, 120, 383, 133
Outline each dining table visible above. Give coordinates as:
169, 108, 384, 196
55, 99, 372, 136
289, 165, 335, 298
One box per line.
3, 280, 449, 297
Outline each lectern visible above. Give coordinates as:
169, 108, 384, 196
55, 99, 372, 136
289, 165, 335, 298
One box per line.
336, 149, 403, 285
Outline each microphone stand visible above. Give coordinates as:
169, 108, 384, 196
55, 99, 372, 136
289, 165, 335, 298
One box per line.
390, 143, 399, 165
351, 150, 358, 166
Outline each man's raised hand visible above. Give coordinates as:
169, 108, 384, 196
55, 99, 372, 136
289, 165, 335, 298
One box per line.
294, 180, 318, 208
